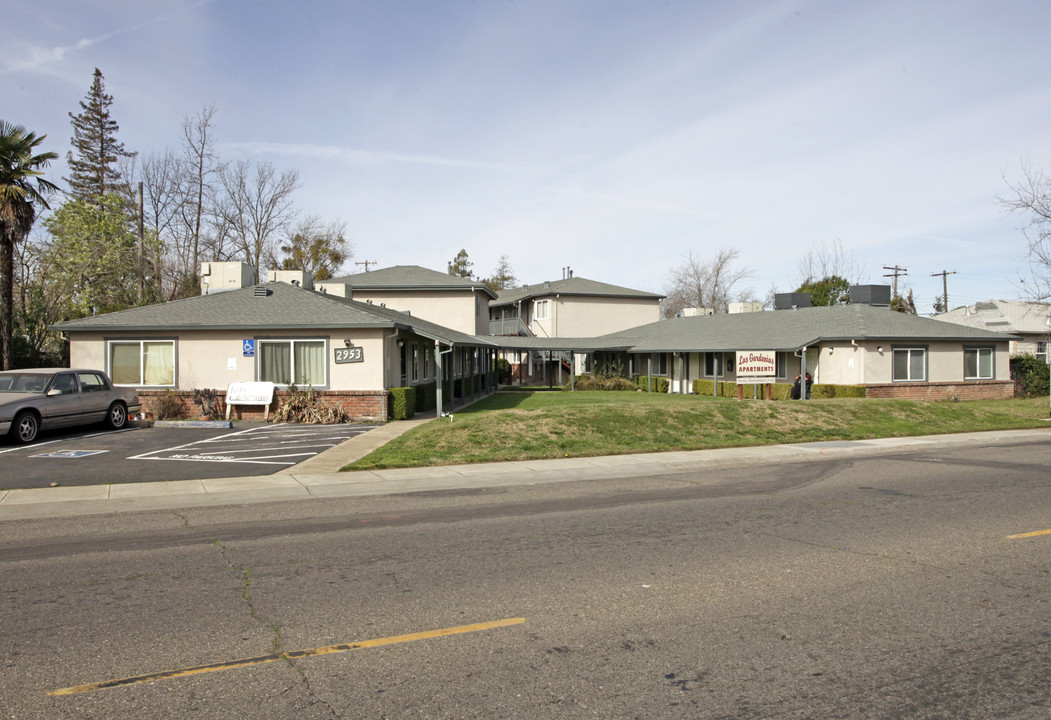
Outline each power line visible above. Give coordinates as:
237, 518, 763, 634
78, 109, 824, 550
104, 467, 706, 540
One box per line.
882, 265, 908, 297
930, 270, 957, 313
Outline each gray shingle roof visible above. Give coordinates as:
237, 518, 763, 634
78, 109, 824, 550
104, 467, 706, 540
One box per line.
610, 304, 1017, 353
491, 276, 664, 307
490, 336, 642, 352
323, 265, 498, 300
52, 282, 493, 347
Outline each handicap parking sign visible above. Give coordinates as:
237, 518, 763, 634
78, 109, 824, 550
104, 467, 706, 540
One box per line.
243, 339, 255, 357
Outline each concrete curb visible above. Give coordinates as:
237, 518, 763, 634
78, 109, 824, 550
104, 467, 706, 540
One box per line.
0, 427, 1047, 521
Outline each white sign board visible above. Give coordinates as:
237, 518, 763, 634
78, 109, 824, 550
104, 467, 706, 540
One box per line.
226, 381, 275, 420
736, 351, 777, 380
227, 381, 275, 405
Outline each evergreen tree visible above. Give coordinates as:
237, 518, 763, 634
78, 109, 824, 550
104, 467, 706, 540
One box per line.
483, 254, 517, 292
795, 275, 851, 306
65, 68, 134, 201
447, 248, 474, 279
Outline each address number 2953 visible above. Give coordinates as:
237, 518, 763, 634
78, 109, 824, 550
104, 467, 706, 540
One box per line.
334, 347, 364, 364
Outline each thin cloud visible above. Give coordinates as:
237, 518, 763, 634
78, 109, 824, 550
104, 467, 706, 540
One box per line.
221, 141, 554, 176
1, 0, 220, 75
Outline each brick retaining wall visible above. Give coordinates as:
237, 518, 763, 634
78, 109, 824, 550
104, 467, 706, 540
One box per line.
863, 380, 1015, 400
138, 389, 388, 422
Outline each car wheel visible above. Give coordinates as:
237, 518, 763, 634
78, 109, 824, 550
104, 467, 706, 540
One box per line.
13, 411, 39, 444
106, 402, 128, 430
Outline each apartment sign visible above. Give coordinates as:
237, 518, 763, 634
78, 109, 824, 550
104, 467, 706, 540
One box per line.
736, 351, 776, 379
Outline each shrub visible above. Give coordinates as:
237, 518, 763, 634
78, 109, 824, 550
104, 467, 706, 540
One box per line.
274, 385, 350, 423
568, 374, 638, 391
152, 390, 186, 420
634, 376, 669, 393
1010, 354, 1050, 397
595, 359, 627, 378
494, 358, 512, 384
191, 387, 222, 419
389, 386, 417, 420
415, 381, 437, 412
692, 379, 737, 397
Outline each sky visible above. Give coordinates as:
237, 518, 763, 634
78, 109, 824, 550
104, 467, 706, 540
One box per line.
5, 0, 1051, 315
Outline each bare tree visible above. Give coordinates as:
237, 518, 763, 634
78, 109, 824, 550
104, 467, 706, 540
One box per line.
1001, 160, 1051, 300
795, 238, 864, 286
664, 248, 752, 317
138, 149, 186, 298
180, 106, 222, 287
217, 160, 300, 279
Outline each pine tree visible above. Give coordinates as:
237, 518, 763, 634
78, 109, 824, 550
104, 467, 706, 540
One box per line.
65, 68, 134, 201
447, 248, 474, 279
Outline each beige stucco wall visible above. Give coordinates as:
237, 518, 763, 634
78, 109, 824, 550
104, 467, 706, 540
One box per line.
527, 295, 661, 338
801, 340, 1011, 385
326, 288, 489, 335
69, 327, 394, 392
640, 340, 1012, 390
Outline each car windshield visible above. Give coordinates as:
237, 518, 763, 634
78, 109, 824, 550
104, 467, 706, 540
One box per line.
0, 373, 53, 393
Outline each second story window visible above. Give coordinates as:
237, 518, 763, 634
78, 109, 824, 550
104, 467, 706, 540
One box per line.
534, 299, 549, 321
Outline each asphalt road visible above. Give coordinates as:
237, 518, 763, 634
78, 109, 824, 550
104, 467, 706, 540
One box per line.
1, 440, 1048, 719
0, 422, 378, 488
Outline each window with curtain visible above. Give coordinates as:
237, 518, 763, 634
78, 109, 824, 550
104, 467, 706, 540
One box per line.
109, 340, 175, 386
260, 339, 326, 386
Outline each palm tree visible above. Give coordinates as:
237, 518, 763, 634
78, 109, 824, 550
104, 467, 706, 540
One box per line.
0, 121, 59, 369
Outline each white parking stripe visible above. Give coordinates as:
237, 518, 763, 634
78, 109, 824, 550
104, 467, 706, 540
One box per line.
127, 424, 270, 460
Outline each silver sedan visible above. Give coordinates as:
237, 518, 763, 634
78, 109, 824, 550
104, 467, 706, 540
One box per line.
0, 368, 142, 444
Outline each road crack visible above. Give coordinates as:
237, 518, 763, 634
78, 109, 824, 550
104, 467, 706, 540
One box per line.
213, 540, 343, 719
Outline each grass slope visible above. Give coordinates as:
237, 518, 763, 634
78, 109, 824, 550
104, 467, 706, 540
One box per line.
344, 392, 1051, 470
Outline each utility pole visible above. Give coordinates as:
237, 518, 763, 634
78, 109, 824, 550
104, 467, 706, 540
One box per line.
137, 181, 144, 304
930, 270, 956, 312
355, 260, 377, 272
883, 265, 908, 297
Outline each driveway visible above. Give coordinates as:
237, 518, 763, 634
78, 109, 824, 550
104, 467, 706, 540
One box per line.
0, 422, 378, 490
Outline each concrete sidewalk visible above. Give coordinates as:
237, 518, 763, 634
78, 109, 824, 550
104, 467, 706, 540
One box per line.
1, 424, 1048, 521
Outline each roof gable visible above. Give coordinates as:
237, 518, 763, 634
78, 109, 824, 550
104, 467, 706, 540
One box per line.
52, 282, 491, 346
324, 265, 498, 299
492, 276, 664, 307
614, 304, 1017, 353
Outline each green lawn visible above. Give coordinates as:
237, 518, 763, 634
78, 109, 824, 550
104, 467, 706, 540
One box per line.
343, 391, 1051, 470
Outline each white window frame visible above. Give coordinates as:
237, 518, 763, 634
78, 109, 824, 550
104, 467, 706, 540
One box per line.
257, 338, 329, 388
1036, 341, 1048, 364
534, 299, 549, 321
892, 346, 927, 382
963, 346, 994, 380
107, 339, 176, 387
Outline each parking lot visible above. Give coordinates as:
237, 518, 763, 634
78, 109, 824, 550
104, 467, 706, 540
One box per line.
0, 423, 378, 490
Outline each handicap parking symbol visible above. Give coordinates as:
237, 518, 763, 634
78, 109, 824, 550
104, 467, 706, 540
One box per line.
243, 339, 255, 357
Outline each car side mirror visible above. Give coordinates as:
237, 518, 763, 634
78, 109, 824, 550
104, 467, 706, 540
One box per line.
47, 388, 62, 396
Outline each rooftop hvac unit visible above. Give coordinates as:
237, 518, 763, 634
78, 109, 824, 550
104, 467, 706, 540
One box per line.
201, 262, 257, 295
848, 285, 891, 307
774, 293, 811, 310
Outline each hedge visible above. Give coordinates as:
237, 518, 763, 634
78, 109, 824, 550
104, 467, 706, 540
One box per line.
633, 375, 670, 393
690, 381, 866, 399
389, 386, 417, 420
414, 381, 437, 412
692, 379, 737, 397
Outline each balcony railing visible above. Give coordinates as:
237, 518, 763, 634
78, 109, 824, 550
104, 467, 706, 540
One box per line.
489, 317, 532, 336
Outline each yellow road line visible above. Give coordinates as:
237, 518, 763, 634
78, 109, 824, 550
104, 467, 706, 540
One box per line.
49, 617, 525, 697
1006, 528, 1051, 539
